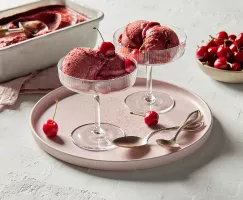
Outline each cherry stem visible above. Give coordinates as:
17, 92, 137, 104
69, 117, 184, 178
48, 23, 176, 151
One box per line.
209, 35, 230, 46
130, 112, 144, 117
227, 62, 232, 68
236, 44, 239, 52
52, 99, 58, 122
93, 27, 104, 42
209, 35, 214, 39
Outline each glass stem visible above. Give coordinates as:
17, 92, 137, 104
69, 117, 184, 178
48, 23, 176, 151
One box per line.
145, 66, 155, 104
93, 94, 101, 134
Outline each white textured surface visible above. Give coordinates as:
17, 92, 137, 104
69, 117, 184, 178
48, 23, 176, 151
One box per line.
1, 0, 243, 199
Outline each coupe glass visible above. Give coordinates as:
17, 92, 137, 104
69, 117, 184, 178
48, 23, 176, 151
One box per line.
113, 25, 187, 114
57, 57, 137, 151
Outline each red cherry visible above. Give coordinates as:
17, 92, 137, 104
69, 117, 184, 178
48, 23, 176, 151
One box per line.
214, 38, 224, 46
230, 62, 241, 71
125, 58, 135, 73
130, 49, 144, 63
98, 42, 115, 56
225, 40, 233, 47
229, 34, 237, 41
234, 33, 243, 47
43, 119, 58, 137
144, 111, 159, 126
230, 43, 239, 53
93, 27, 115, 56
217, 45, 233, 60
214, 57, 228, 70
42, 100, 59, 138
206, 39, 218, 48
196, 46, 208, 60
130, 111, 159, 126
206, 56, 217, 67
216, 31, 228, 40
234, 52, 243, 63
208, 46, 218, 56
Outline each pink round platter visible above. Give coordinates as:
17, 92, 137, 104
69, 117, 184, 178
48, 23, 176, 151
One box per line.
30, 78, 213, 171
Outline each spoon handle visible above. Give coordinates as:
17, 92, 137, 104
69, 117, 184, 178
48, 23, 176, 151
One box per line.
0, 28, 8, 37
173, 110, 200, 141
0, 28, 24, 38
145, 120, 202, 143
144, 126, 179, 142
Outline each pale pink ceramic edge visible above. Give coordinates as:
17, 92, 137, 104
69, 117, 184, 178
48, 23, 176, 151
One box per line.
32, 119, 213, 171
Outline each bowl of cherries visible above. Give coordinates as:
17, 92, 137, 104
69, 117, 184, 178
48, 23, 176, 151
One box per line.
196, 31, 243, 83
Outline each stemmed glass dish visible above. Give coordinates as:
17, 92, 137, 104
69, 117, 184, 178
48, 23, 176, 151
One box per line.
58, 56, 137, 151
113, 25, 187, 114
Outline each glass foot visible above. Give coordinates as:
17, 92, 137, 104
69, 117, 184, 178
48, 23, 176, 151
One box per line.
125, 91, 175, 114
71, 123, 125, 151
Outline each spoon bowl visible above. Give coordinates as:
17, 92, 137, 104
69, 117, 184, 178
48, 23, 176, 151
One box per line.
19, 21, 48, 38
156, 110, 201, 148
114, 136, 146, 148
156, 139, 180, 148
21, 20, 48, 34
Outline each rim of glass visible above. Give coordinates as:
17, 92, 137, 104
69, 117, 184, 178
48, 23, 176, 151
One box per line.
57, 55, 138, 83
113, 24, 187, 52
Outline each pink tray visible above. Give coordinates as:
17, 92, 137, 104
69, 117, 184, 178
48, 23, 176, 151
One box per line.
30, 78, 213, 171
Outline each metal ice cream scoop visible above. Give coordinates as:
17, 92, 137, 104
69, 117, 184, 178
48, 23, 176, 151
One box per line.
0, 20, 48, 38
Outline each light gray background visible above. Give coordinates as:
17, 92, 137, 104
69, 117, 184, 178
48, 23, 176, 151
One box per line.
1, 0, 243, 199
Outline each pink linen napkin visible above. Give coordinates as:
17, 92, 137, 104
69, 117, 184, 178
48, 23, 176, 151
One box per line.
0, 66, 62, 111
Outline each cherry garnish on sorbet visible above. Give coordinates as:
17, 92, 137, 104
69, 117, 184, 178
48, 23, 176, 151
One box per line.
94, 27, 135, 73
93, 27, 115, 57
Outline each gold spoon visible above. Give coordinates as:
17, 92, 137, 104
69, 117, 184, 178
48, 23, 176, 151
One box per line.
0, 20, 48, 38
156, 110, 201, 148
113, 110, 203, 148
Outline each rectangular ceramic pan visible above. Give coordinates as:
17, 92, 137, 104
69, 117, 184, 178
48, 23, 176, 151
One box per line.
0, 0, 104, 83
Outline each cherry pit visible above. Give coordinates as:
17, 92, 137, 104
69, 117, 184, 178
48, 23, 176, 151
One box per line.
196, 31, 243, 71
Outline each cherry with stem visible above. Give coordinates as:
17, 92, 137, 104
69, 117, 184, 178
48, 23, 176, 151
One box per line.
93, 27, 115, 56
130, 111, 159, 126
42, 100, 59, 138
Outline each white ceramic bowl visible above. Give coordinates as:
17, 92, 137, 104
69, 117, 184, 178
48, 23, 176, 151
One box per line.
196, 58, 243, 83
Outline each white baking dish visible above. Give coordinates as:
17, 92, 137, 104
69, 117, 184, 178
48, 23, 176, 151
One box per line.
0, 0, 104, 83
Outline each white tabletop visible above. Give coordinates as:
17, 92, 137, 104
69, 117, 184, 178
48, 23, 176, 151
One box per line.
1, 0, 243, 199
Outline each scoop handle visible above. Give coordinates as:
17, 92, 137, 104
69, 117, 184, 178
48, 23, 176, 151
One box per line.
0, 28, 7, 38
0, 28, 24, 38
